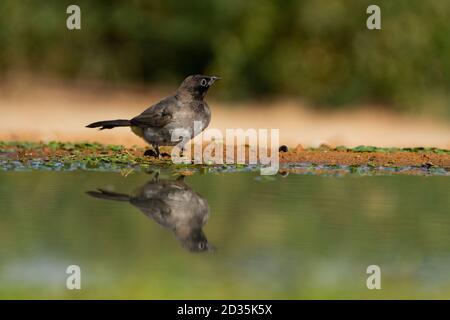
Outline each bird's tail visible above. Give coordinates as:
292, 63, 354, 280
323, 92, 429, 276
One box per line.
86, 119, 131, 130
86, 189, 130, 202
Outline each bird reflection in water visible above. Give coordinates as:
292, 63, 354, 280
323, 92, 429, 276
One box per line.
86, 173, 214, 253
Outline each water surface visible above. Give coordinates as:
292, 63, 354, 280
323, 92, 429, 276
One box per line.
0, 171, 449, 299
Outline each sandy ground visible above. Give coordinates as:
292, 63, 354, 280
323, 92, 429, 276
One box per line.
0, 78, 449, 149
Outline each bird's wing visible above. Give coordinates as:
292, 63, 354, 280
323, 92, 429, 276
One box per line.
130, 198, 172, 227
130, 96, 176, 128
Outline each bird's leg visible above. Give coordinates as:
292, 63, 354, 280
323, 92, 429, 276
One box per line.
144, 149, 156, 157
154, 144, 160, 157
144, 146, 157, 157
144, 144, 161, 158
145, 169, 160, 181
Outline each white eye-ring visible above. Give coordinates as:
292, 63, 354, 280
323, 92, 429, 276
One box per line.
200, 79, 208, 86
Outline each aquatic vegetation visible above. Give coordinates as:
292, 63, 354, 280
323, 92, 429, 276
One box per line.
0, 141, 448, 176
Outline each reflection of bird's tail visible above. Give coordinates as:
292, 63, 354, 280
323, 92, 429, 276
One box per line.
86, 119, 130, 130
86, 189, 130, 202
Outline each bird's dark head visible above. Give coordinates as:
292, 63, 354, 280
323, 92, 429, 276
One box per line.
180, 229, 215, 253
177, 74, 221, 101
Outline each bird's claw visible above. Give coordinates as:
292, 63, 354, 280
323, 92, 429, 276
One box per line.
144, 149, 158, 157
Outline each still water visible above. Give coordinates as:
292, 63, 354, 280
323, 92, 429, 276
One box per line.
0, 171, 449, 299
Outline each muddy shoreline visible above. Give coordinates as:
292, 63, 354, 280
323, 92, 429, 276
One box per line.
1, 142, 449, 176
280, 145, 450, 168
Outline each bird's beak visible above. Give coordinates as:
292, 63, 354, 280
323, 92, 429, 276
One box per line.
209, 76, 221, 85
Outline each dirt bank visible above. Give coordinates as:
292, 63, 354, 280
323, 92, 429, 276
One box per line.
1, 142, 449, 171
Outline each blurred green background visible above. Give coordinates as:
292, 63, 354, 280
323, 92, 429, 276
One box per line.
0, 0, 449, 115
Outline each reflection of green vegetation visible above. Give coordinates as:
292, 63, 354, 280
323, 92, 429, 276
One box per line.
0, 171, 449, 298
1, 1, 450, 115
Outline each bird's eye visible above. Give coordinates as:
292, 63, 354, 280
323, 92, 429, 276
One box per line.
200, 79, 208, 87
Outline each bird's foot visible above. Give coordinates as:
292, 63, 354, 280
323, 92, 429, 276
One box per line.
279, 145, 288, 153
144, 149, 158, 158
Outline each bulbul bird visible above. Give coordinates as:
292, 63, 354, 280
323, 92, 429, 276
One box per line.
86, 173, 214, 252
86, 74, 220, 157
